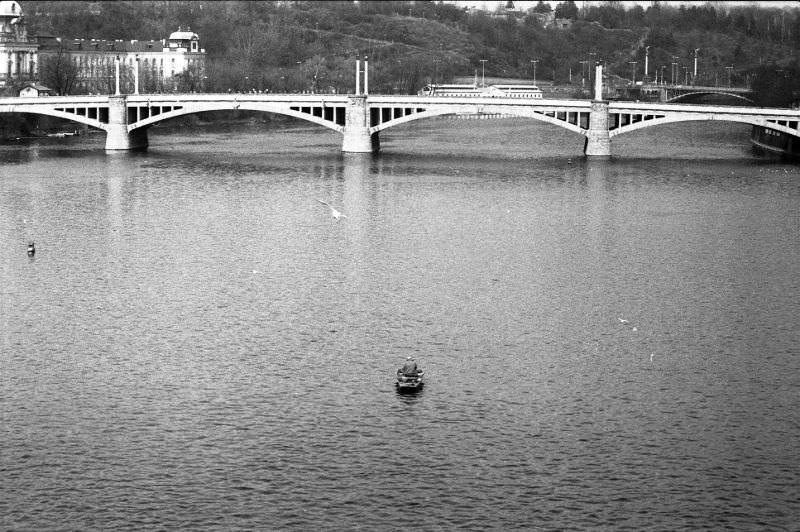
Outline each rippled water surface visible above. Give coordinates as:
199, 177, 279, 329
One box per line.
1, 119, 799, 530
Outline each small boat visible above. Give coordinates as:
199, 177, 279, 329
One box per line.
396, 368, 424, 393
27, 242, 35, 256
751, 125, 800, 160
46, 131, 79, 138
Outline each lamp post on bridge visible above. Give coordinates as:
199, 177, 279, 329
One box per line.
660, 65, 666, 85
726, 66, 733, 88
355, 58, 360, 95
628, 61, 637, 85
693, 48, 700, 85
530, 59, 538, 86
134, 55, 139, 95
354, 56, 369, 95
588, 52, 597, 87
580, 60, 588, 88
114, 55, 120, 96
683, 66, 688, 86
479, 59, 487, 88
671, 57, 678, 85
644, 45, 650, 83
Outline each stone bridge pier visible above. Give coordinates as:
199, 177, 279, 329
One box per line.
105, 95, 148, 150
342, 95, 379, 153
584, 63, 611, 157
585, 101, 611, 157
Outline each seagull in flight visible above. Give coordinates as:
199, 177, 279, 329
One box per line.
617, 317, 629, 324
317, 199, 347, 220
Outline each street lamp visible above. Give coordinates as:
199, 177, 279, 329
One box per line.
644, 45, 650, 82
683, 66, 688, 86
725, 66, 733, 87
660, 65, 666, 85
364, 55, 368, 95
580, 60, 588, 88
134, 54, 139, 95
479, 59, 487, 87
114, 55, 120, 95
693, 48, 700, 83
628, 61, 637, 85
671, 57, 678, 85
530, 59, 538, 85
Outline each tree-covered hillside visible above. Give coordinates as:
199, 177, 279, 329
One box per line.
21, 1, 800, 103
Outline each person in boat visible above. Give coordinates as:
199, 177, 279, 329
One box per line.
401, 356, 418, 376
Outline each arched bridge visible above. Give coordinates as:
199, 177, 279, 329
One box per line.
636, 84, 756, 104
1, 91, 798, 156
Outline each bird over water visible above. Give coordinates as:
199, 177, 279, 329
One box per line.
317, 199, 347, 220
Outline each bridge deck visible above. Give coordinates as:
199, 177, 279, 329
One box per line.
2, 93, 799, 155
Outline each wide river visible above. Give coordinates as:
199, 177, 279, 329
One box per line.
1, 117, 798, 530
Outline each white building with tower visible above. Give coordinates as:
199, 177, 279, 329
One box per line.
37, 27, 206, 94
0, 1, 37, 86
0, 0, 205, 94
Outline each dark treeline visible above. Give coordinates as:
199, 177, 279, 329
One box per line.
21, 1, 800, 105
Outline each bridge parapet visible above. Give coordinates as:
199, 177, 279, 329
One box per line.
2, 92, 800, 156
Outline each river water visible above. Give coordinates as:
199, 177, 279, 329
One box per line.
1, 118, 798, 530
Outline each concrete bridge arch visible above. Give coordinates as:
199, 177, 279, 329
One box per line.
368, 104, 588, 137
128, 101, 345, 133
609, 112, 800, 139
0, 100, 109, 131
666, 91, 755, 105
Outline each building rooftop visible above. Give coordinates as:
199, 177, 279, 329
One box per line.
37, 37, 165, 53
168, 31, 198, 41
37, 35, 203, 54
0, 1, 22, 18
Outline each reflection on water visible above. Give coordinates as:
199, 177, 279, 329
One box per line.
1, 119, 799, 530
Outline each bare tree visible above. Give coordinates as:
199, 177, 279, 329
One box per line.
39, 46, 78, 95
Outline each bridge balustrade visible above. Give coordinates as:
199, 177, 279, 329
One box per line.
1, 92, 799, 156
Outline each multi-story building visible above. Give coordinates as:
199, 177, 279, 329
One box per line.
0, 0, 205, 94
0, 1, 37, 86
38, 28, 206, 94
